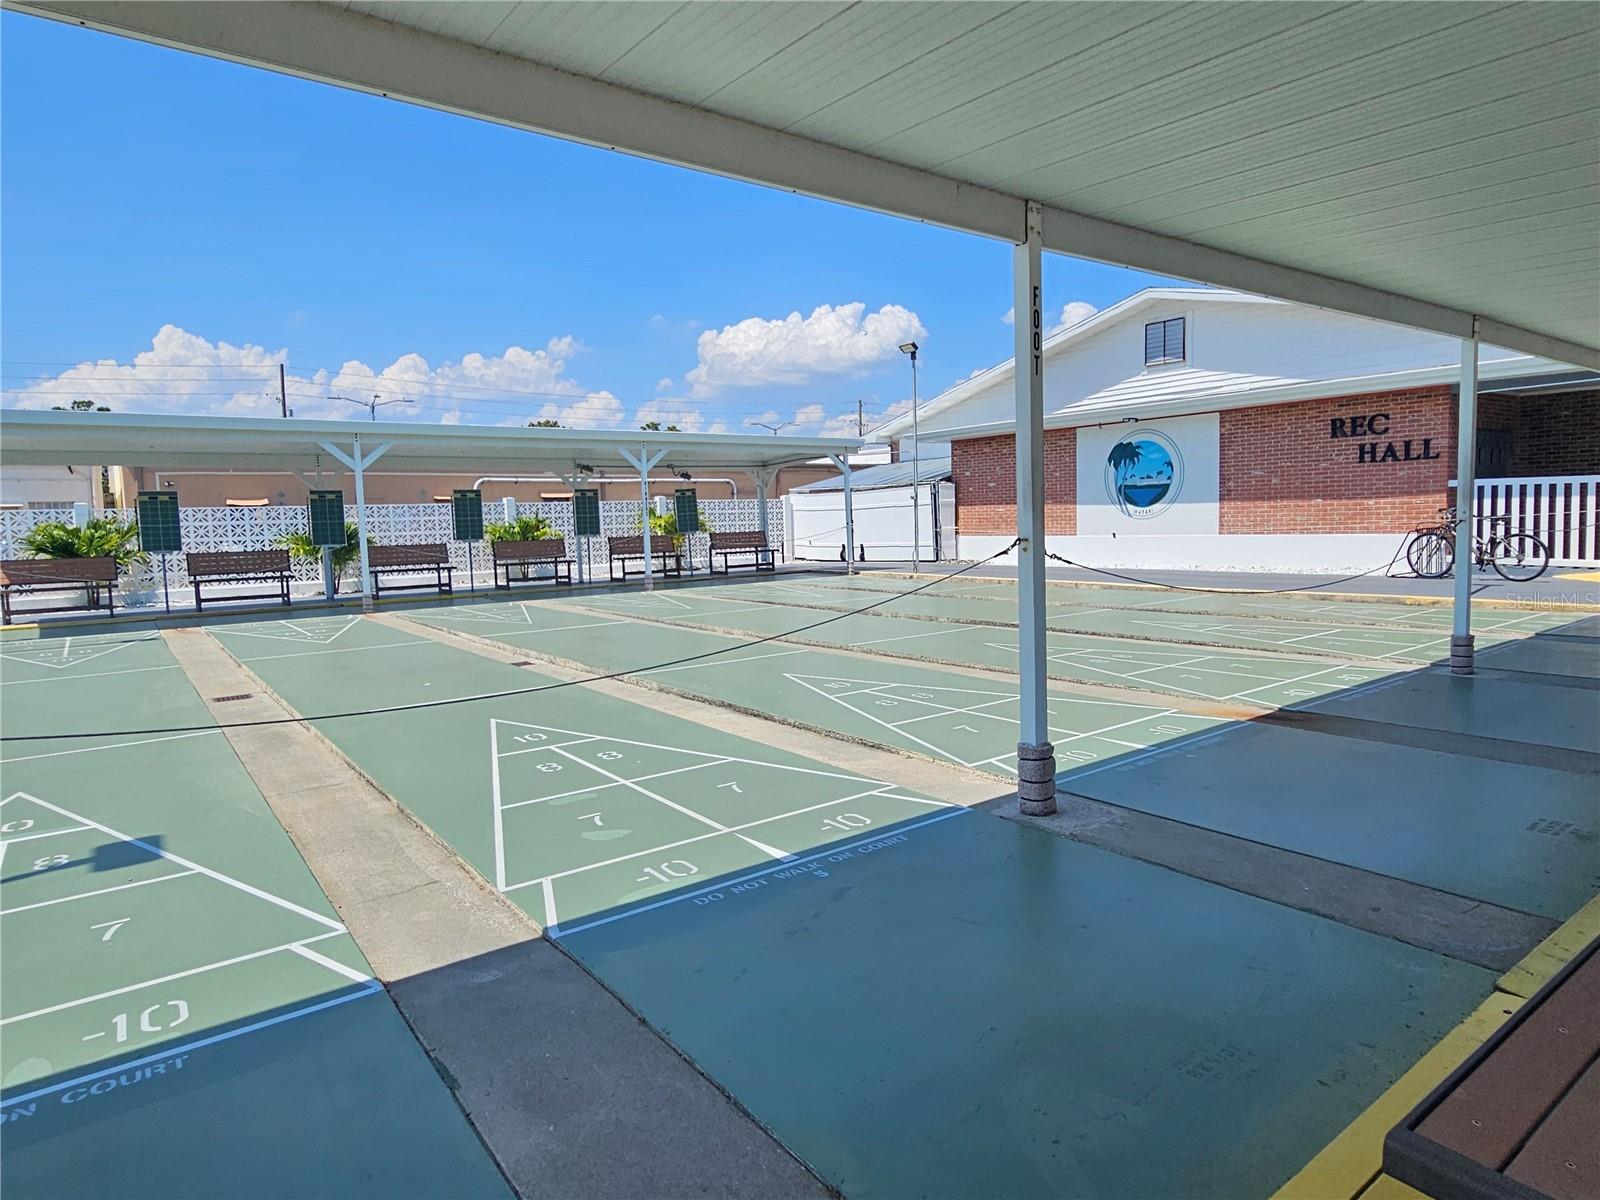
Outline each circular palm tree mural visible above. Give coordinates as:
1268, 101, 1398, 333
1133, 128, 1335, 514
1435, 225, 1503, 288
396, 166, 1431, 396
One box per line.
1103, 429, 1183, 519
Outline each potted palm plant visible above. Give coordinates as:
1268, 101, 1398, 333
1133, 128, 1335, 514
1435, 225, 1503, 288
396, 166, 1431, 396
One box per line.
486, 514, 558, 578
276, 523, 368, 594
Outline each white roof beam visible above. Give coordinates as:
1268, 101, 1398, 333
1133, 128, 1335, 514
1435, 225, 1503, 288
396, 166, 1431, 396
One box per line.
9, 0, 1598, 369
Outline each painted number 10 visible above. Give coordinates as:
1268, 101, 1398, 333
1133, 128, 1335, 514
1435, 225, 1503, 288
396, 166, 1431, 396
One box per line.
636, 860, 697, 884
821, 813, 871, 832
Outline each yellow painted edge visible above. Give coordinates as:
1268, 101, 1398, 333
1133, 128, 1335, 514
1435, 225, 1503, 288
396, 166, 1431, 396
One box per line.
1556, 569, 1600, 582
1271, 991, 1522, 1200
1273, 892, 1600, 1200
1497, 892, 1600, 999
1357, 1174, 1434, 1200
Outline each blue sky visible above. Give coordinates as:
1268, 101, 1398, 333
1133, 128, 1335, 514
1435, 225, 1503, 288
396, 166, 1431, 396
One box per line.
2, 11, 1182, 436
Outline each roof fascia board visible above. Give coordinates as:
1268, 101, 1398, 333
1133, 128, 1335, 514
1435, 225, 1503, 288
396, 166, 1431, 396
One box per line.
932, 359, 1574, 442
11, 1, 1596, 371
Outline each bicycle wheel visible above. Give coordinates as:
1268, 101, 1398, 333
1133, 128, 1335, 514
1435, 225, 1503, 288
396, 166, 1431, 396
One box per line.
1407, 531, 1454, 578
1491, 533, 1549, 582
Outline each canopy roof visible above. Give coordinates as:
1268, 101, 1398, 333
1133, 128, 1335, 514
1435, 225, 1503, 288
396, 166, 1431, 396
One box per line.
792, 456, 953, 493
8, 1, 1598, 369
0, 410, 860, 474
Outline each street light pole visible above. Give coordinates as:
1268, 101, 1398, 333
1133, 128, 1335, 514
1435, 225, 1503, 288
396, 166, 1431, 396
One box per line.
900, 341, 920, 570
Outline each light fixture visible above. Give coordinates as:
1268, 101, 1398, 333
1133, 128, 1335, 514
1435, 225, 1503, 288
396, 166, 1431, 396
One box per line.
900, 342, 922, 569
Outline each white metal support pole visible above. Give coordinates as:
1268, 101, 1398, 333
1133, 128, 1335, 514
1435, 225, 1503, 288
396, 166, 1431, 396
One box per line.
620, 445, 666, 590
829, 453, 855, 574
319, 437, 391, 611
1452, 325, 1480, 676
910, 354, 921, 571
1014, 201, 1055, 815
561, 471, 585, 584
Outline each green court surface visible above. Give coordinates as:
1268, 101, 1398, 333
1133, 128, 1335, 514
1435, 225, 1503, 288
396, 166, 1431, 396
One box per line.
204, 614, 954, 932
405, 600, 1222, 779
559, 807, 1494, 1199
531, 585, 1403, 706
0, 627, 509, 1199
199, 610, 1502, 1197
758, 571, 1583, 635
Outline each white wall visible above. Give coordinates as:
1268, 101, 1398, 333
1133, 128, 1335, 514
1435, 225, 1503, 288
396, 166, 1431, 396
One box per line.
788, 483, 955, 562
920, 295, 1531, 436
958, 532, 1406, 575
1076, 413, 1219, 537
0, 465, 100, 510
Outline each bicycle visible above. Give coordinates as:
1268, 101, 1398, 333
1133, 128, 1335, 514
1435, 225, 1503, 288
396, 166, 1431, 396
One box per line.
1406, 506, 1550, 581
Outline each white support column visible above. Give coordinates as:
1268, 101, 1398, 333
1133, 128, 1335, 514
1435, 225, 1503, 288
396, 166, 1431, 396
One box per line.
619, 445, 667, 590
319, 437, 392, 610
1452, 326, 1480, 676
1013, 201, 1054, 816
753, 467, 777, 538
829, 454, 855, 574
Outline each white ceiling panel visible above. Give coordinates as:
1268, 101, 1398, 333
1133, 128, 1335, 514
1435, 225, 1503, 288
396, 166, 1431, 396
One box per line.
11, 0, 1598, 361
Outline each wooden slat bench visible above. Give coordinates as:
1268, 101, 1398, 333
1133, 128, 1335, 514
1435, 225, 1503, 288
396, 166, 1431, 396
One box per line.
368, 543, 454, 597
1384, 934, 1599, 1200
607, 535, 681, 582
187, 550, 292, 611
708, 529, 775, 574
0, 557, 119, 624
492, 538, 573, 588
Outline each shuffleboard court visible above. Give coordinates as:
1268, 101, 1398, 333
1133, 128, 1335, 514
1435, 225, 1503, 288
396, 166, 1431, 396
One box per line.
405, 599, 1222, 778
196, 608, 1501, 1198
748, 570, 1585, 634
521, 587, 1403, 706
203, 614, 954, 933
585, 573, 1551, 663
0, 627, 510, 1199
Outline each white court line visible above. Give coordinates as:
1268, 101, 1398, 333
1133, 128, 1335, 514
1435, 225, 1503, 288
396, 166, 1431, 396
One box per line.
0, 870, 198, 916
0, 634, 155, 673
499, 759, 725, 811
847, 625, 975, 648
506, 785, 904, 892
481, 721, 882, 786
546, 807, 966, 938
233, 640, 424, 662
0, 824, 92, 847
1, 729, 220, 764
0, 930, 344, 1026
1225, 663, 1363, 702
1, 664, 182, 687
0, 983, 383, 1109
549, 746, 792, 861
495, 734, 601, 760
645, 648, 808, 675
787, 675, 981, 766
489, 721, 510, 892
8, 793, 345, 931
480, 618, 627, 636
288, 940, 373, 984
540, 878, 558, 928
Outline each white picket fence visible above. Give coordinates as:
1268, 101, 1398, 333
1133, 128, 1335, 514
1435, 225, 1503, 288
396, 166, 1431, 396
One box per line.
1464, 475, 1600, 567
0, 499, 783, 604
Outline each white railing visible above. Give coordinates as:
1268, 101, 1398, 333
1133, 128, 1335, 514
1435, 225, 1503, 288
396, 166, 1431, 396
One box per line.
1459, 475, 1600, 567
0, 499, 784, 604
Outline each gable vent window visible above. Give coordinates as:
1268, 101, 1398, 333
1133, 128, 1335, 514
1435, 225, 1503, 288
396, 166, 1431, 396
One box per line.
1144, 317, 1186, 366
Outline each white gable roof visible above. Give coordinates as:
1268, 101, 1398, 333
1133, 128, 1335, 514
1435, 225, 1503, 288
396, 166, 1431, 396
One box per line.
874, 287, 1571, 443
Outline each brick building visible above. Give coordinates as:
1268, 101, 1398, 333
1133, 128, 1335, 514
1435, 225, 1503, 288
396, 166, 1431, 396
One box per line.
873, 289, 1599, 572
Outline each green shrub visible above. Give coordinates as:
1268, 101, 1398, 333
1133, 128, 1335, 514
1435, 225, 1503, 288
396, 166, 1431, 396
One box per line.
18, 517, 147, 568
276, 522, 367, 594
485, 515, 558, 542
645, 510, 711, 548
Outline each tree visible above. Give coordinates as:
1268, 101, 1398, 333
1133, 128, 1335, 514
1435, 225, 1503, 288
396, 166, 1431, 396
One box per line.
51, 399, 111, 412
19, 517, 146, 568
276, 523, 368, 594
639, 421, 680, 432
528, 418, 562, 428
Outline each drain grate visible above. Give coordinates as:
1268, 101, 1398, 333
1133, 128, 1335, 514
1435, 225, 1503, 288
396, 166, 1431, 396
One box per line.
211, 693, 254, 703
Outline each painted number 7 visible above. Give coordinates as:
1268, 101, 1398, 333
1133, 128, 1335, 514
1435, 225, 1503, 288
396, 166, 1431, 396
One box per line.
91, 918, 130, 943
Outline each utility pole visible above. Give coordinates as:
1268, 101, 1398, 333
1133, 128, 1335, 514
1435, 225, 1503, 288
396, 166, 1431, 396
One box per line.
278, 363, 288, 418
857, 398, 864, 437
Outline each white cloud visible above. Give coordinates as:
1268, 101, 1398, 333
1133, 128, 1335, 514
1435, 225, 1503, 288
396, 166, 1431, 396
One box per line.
655, 377, 673, 393
1002, 300, 1098, 335
685, 302, 925, 397
2, 325, 609, 426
